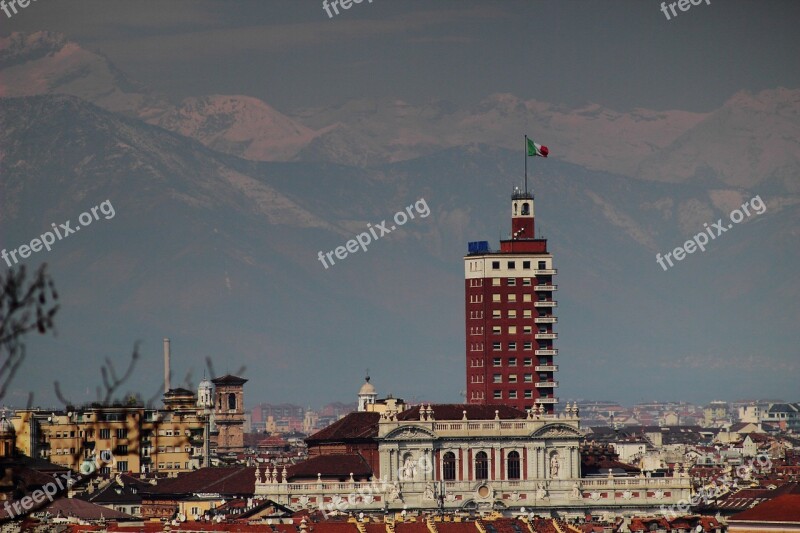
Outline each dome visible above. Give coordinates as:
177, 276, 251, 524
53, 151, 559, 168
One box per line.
0, 416, 15, 435
358, 376, 376, 396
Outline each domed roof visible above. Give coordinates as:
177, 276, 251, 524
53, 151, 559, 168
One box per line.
0, 416, 15, 435
358, 376, 376, 396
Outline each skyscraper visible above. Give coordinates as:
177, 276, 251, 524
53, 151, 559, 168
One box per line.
464, 189, 558, 412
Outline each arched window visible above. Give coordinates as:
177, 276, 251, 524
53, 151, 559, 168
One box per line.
507, 451, 520, 480
475, 451, 488, 480
228, 393, 236, 411
521, 202, 530, 215
443, 452, 456, 481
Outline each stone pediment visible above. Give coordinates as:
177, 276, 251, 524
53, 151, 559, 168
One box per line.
384, 425, 437, 440
530, 423, 581, 439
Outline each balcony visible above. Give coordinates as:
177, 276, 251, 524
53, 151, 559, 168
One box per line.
533, 300, 557, 308
534, 316, 557, 324
534, 285, 557, 291
534, 333, 557, 340
533, 269, 557, 275
535, 349, 558, 356
536, 397, 558, 404
535, 365, 558, 372
535, 381, 558, 388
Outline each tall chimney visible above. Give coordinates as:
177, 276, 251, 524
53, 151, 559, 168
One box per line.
163, 337, 171, 394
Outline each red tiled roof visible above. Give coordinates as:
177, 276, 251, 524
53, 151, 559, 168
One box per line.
729, 494, 800, 522
45, 497, 135, 520
145, 466, 255, 496
307, 412, 381, 442
437, 523, 480, 533
286, 453, 373, 479
212, 374, 248, 385
398, 404, 527, 421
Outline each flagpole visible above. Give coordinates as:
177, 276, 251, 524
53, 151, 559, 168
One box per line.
524, 134, 528, 194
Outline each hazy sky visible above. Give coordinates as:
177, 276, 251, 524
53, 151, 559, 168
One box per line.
4, 0, 799, 113
3, 1, 799, 410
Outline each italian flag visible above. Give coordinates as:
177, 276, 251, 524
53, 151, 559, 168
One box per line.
527, 138, 549, 157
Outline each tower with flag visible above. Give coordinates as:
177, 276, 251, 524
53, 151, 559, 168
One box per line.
463, 136, 557, 413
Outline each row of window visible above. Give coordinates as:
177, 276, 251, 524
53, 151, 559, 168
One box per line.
468, 310, 555, 320
469, 293, 553, 304
469, 342, 552, 351
469, 357, 550, 367
441, 451, 521, 481
491, 260, 548, 271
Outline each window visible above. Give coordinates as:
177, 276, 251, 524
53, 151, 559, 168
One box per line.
524, 358, 533, 366
115, 445, 128, 455
538, 261, 546, 269
228, 393, 236, 410
508, 342, 517, 350
493, 342, 501, 351
524, 374, 533, 383
508, 357, 517, 366
492, 261, 500, 270
523, 342, 533, 350
493, 390, 502, 399
522, 278, 532, 286
523, 310, 532, 318
508, 294, 517, 302
493, 374, 502, 383
509, 390, 518, 399
507, 278, 516, 286
524, 390, 533, 399
507, 261, 516, 269
99, 429, 110, 439
508, 310, 517, 319
116, 428, 127, 439
507, 451, 521, 480
493, 358, 501, 367
492, 310, 502, 318
475, 452, 489, 480
443, 452, 457, 481
100, 467, 111, 475
492, 278, 501, 286
117, 461, 128, 472
508, 326, 517, 335
523, 261, 531, 269
508, 374, 518, 383
492, 294, 501, 302
523, 294, 532, 302
492, 326, 502, 335
523, 326, 532, 334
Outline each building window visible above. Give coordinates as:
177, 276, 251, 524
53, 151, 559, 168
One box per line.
523, 342, 533, 350
492, 278, 501, 286
507, 261, 516, 269
508, 310, 517, 319
116, 428, 128, 439
508, 341, 517, 350
492, 261, 500, 270
115, 445, 128, 455
493, 390, 502, 400
522, 278, 532, 286
538, 261, 546, 269
523, 310, 532, 318
492, 326, 502, 335
524, 390, 533, 399
507, 451, 521, 480
475, 452, 489, 480
508, 357, 517, 366
492, 310, 501, 318
523, 294, 532, 302
523, 326, 532, 334
117, 461, 128, 472
524, 374, 533, 383
493, 374, 502, 383
492, 294, 501, 302
99, 429, 110, 440
493, 358, 501, 367
493, 342, 501, 351
524, 358, 533, 366
443, 452, 457, 481
523, 261, 531, 269
507, 278, 516, 286
508, 294, 517, 302
509, 374, 518, 383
